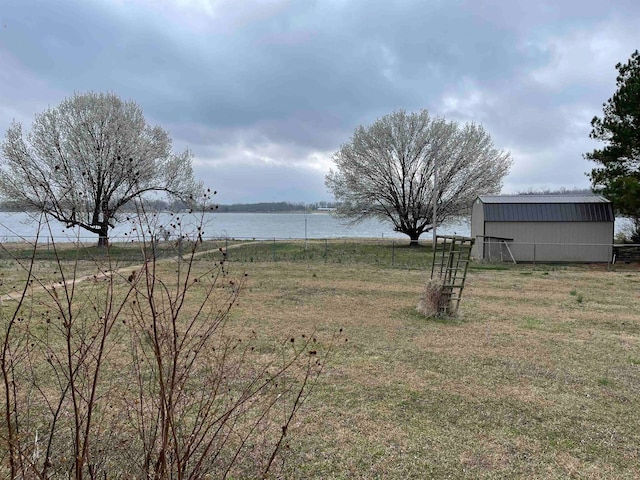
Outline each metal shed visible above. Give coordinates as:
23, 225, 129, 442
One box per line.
470, 195, 614, 262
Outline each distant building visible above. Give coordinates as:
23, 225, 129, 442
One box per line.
471, 195, 614, 262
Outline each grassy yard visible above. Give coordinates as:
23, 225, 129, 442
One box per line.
226, 259, 640, 479
204, 237, 437, 269
1, 239, 639, 478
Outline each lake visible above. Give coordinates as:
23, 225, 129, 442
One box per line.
0, 211, 632, 244
0, 211, 470, 243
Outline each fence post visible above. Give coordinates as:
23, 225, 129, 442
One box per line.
225, 237, 229, 261
392, 240, 395, 266
324, 238, 328, 263
533, 243, 536, 268
272, 238, 276, 262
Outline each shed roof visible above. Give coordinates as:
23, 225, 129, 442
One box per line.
479, 194, 610, 204
477, 195, 614, 222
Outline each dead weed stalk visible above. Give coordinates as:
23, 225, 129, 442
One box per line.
0, 200, 336, 479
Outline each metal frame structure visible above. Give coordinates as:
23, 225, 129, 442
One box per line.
431, 235, 475, 315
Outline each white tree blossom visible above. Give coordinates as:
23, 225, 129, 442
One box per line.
0, 92, 201, 245
326, 109, 511, 244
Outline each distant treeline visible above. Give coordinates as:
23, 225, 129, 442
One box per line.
215, 202, 303, 213
516, 187, 594, 195
0, 200, 338, 213
215, 202, 338, 213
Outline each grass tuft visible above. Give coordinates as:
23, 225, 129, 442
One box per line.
416, 279, 445, 317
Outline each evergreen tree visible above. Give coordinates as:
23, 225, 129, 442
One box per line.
586, 50, 640, 242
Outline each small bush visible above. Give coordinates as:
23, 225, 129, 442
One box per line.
615, 219, 640, 244
614, 231, 630, 244
416, 279, 446, 317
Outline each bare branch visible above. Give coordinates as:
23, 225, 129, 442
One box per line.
326, 109, 511, 244
0, 92, 202, 246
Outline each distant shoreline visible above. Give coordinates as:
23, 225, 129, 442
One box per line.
0, 201, 337, 215
0, 209, 333, 214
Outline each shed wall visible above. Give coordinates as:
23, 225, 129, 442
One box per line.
470, 199, 485, 258
483, 222, 613, 262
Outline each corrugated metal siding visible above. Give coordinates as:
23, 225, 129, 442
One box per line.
483, 202, 613, 222
483, 222, 613, 262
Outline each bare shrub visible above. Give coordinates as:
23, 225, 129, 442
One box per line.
416, 279, 446, 317
0, 199, 335, 479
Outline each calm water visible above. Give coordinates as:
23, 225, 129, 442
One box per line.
0, 211, 470, 242
0, 211, 632, 243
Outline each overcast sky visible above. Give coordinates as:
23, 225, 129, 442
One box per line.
1, 0, 639, 204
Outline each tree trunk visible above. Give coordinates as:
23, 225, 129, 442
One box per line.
97, 223, 109, 247
408, 232, 421, 247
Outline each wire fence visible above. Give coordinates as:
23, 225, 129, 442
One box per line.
2, 235, 638, 267
0, 236, 437, 269
477, 238, 640, 264
213, 238, 437, 268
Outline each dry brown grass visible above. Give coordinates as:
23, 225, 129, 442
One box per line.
223, 261, 640, 479
4, 248, 639, 478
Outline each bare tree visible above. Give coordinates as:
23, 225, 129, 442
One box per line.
326, 109, 511, 245
0, 92, 200, 246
